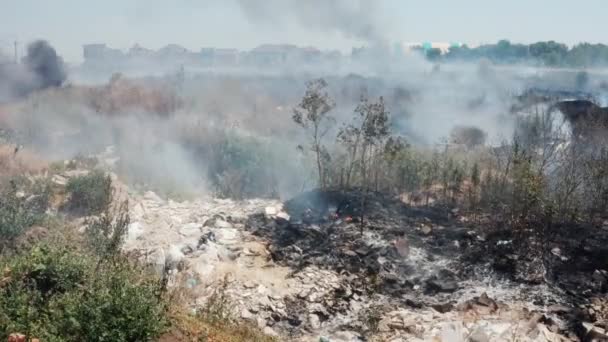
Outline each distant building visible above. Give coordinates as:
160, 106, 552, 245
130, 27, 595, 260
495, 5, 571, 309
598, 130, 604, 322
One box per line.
200, 48, 215, 65
155, 44, 201, 65
83, 44, 106, 60
81, 43, 347, 69
293, 46, 322, 64
157, 44, 188, 60
213, 48, 239, 66
128, 44, 154, 58
83, 44, 124, 62
249, 44, 295, 66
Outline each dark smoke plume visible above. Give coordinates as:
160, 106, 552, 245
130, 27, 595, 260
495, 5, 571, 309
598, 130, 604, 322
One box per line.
23, 40, 66, 90
0, 40, 66, 102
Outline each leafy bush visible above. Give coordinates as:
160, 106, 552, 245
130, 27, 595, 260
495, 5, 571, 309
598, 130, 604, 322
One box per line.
67, 154, 99, 171
0, 180, 47, 249
85, 200, 130, 260
208, 133, 278, 199
0, 245, 168, 341
66, 170, 112, 215
26, 178, 52, 216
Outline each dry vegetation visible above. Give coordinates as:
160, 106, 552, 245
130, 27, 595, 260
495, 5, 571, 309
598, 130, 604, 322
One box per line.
0, 145, 47, 178
290, 80, 608, 232
86, 73, 182, 116
161, 280, 277, 342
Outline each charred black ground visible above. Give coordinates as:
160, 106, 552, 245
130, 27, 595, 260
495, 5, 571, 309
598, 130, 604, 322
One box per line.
246, 188, 608, 339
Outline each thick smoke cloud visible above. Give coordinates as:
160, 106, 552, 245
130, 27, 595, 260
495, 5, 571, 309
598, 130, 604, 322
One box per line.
0, 40, 66, 102
23, 41, 67, 89
236, 0, 384, 43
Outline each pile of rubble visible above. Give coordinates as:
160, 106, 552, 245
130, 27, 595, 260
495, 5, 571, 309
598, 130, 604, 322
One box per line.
119, 187, 608, 341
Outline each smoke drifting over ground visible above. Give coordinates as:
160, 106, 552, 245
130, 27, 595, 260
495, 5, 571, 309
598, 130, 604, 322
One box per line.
6, 38, 608, 199
0, 40, 66, 102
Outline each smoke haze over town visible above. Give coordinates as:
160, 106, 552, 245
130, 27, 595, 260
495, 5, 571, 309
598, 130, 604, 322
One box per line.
3, 0, 608, 62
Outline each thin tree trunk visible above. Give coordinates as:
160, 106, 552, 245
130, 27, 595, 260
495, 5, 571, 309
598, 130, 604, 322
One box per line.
359, 143, 370, 236
346, 133, 361, 187
313, 125, 324, 189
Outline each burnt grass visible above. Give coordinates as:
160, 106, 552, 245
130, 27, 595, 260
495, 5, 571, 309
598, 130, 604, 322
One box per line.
246, 188, 480, 297
245, 188, 608, 334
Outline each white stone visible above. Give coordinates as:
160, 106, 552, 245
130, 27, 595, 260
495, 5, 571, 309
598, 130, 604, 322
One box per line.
439, 322, 465, 342
64, 169, 89, 178
179, 222, 201, 236
143, 191, 164, 203
276, 212, 290, 221
214, 218, 233, 229
256, 316, 266, 328
331, 331, 361, 342
263, 327, 279, 337
126, 222, 144, 243
214, 228, 239, 244
421, 225, 432, 235
52, 174, 68, 186
241, 308, 253, 319
165, 245, 185, 270
309, 313, 321, 329
265, 206, 278, 216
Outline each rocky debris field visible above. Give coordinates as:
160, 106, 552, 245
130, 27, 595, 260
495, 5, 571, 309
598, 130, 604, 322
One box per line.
122, 187, 608, 342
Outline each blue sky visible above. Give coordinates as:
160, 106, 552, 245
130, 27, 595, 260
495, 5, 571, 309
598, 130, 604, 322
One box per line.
1, 0, 606, 62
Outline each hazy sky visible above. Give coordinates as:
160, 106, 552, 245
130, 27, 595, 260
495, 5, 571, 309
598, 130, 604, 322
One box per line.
1, 0, 607, 63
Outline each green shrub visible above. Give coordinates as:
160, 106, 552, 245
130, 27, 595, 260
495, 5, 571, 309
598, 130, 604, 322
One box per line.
66, 170, 112, 215
27, 178, 52, 216
0, 245, 168, 341
208, 133, 278, 199
85, 200, 129, 260
0, 180, 47, 248
70, 154, 99, 170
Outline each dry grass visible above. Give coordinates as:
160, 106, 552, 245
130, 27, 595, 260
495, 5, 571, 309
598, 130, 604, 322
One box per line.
160, 279, 277, 342
0, 144, 48, 177
20, 77, 182, 117
160, 312, 277, 342
86, 76, 182, 116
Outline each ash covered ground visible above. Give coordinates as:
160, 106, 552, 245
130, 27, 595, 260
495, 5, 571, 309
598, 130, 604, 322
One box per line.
118, 181, 608, 341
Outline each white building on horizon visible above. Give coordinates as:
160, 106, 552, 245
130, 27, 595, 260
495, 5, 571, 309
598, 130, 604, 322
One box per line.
400, 42, 464, 54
